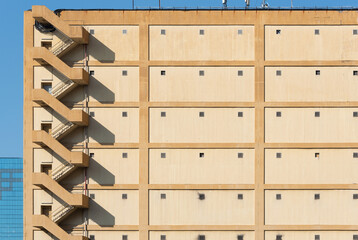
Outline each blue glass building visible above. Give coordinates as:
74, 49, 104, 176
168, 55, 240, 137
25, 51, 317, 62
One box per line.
0, 158, 22, 239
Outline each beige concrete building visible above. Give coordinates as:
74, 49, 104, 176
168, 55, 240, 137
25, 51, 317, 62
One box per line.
24, 5, 358, 240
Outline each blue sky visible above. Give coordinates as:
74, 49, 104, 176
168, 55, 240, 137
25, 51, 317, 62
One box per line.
1, 0, 358, 157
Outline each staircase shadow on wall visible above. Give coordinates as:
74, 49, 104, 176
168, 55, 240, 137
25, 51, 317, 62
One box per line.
89, 75, 115, 103
89, 199, 115, 226
90, 157, 115, 186
88, 36, 115, 63
89, 117, 115, 145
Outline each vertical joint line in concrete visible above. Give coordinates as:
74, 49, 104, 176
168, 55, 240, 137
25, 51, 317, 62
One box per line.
254, 15, 265, 240
139, 23, 149, 240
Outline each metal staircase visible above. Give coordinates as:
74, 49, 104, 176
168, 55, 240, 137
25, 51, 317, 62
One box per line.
52, 202, 75, 223
51, 121, 75, 140
51, 37, 75, 57
51, 78, 76, 99
52, 161, 75, 182
32, 5, 90, 240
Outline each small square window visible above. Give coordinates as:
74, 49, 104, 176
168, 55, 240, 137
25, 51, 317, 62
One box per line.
122, 194, 127, 199
238, 112, 243, 117
315, 70, 321, 76
199, 235, 205, 240
238, 70, 243, 76
276, 194, 281, 200
353, 194, 358, 199
353, 71, 358, 76
199, 152, 205, 158
354, 112, 358, 117
90, 112, 95, 117
161, 153, 166, 158
199, 29, 205, 35
90, 194, 95, 199
238, 29, 243, 35
161, 193, 166, 199
276, 111, 282, 117
353, 235, 358, 240
199, 112, 205, 117
315, 111, 320, 117
276, 152, 282, 158
90, 70, 95, 76
90, 235, 95, 240
238, 152, 244, 158
161, 235, 166, 240
315, 153, 320, 158
90, 153, 94, 158
122, 235, 128, 240
276, 235, 282, 240
315, 235, 320, 240
122, 152, 128, 158
199, 70, 205, 76
314, 194, 320, 200
90, 29, 95, 35
315, 29, 320, 35
122, 70, 128, 76
122, 29, 127, 34
353, 152, 358, 158
237, 235, 244, 240
161, 112, 166, 117
161, 70, 166, 76
161, 29, 166, 35
276, 70, 282, 76
199, 193, 205, 200
238, 194, 243, 200
122, 112, 128, 117
354, 30, 358, 35
276, 29, 281, 35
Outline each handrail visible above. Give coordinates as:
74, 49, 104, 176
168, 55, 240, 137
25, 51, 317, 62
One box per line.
51, 78, 75, 98
52, 161, 74, 181
52, 203, 74, 223
51, 38, 74, 56
51, 121, 74, 139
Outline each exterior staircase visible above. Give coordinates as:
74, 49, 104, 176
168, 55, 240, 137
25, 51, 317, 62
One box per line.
31, 5, 90, 240
52, 161, 75, 182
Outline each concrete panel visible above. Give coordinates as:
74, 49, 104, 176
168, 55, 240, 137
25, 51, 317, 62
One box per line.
87, 149, 139, 185
150, 231, 254, 240
34, 231, 139, 240
88, 67, 139, 103
265, 67, 358, 102
88, 108, 139, 144
265, 25, 358, 60
149, 149, 254, 184
86, 231, 139, 240
85, 26, 139, 61
265, 149, 358, 184
87, 190, 139, 226
150, 108, 255, 143
149, 190, 255, 225
265, 190, 358, 225
265, 231, 358, 240
150, 26, 254, 61
149, 67, 254, 102
265, 108, 358, 143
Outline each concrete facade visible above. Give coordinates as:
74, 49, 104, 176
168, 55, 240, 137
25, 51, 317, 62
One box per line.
24, 6, 358, 240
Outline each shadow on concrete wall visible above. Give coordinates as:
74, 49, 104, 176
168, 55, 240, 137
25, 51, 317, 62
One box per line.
89, 117, 115, 145
89, 199, 115, 226
90, 157, 115, 186
89, 36, 115, 63
89, 75, 115, 103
